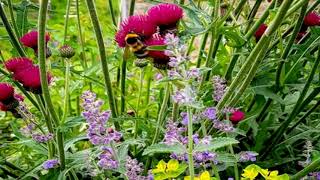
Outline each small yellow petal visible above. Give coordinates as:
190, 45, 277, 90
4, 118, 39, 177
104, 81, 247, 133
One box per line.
152, 160, 167, 174
167, 159, 179, 172
200, 171, 211, 180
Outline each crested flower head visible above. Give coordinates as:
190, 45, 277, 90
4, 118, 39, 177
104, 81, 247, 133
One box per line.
14, 66, 52, 94
115, 15, 157, 47
0, 83, 14, 102
147, 3, 183, 34
304, 12, 320, 27
4, 57, 34, 74
0, 93, 24, 112
145, 34, 170, 69
20, 31, 50, 49
254, 24, 268, 41
230, 110, 245, 123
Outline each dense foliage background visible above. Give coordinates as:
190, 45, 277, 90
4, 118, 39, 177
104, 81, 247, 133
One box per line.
0, 0, 320, 179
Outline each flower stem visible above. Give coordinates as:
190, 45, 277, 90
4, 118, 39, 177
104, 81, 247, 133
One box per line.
63, 0, 71, 44
76, 0, 88, 69
85, 0, 119, 129
228, 145, 239, 180
0, 3, 26, 57
212, 165, 221, 180
187, 106, 195, 179
108, 0, 117, 27
195, 33, 209, 68
38, 0, 65, 169
291, 157, 320, 180
144, 74, 152, 118
234, 0, 247, 19
7, 0, 21, 37
129, 0, 135, 15
120, 48, 129, 114
172, 102, 179, 121
62, 59, 71, 124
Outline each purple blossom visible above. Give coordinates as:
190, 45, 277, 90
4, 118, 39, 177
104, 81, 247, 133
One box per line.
168, 57, 179, 67
172, 88, 195, 105
98, 147, 118, 170
212, 76, 226, 102
125, 156, 145, 180
180, 112, 200, 125
202, 107, 216, 120
168, 70, 181, 79
238, 151, 258, 162
163, 120, 186, 145
212, 120, 234, 132
42, 159, 59, 170
200, 136, 212, 145
194, 151, 218, 165
154, 73, 163, 81
187, 68, 201, 79
164, 33, 179, 47
81, 91, 122, 145
32, 133, 53, 143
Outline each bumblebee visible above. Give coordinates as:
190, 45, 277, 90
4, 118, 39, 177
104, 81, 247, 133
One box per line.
125, 33, 149, 59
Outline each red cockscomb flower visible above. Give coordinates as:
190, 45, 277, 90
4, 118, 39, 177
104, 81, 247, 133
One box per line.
20, 31, 50, 50
304, 12, 320, 27
145, 35, 170, 69
0, 83, 14, 102
147, 3, 183, 34
254, 24, 268, 41
115, 15, 157, 47
4, 57, 34, 74
14, 66, 52, 94
230, 110, 245, 123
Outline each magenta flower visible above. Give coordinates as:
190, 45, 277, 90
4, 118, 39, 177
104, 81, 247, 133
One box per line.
145, 35, 170, 69
230, 110, 245, 123
0, 83, 14, 103
20, 31, 50, 50
147, 3, 183, 35
4, 57, 34, 74
254, 24, 268, 41
304, 12, 320, 27
115, 15, 157, 48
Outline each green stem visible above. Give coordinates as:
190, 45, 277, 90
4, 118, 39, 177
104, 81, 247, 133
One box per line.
129, 0, 135, 15
234, 0, 247, 19
229, 145, 239, 180
144, 74, 152, 118
196, 33, 209, 68
245, 0, 263, 32
217, 0, 294, 111
0, 3, 26, 57
62, 60, 71, 123
76, 0, 88, 69
63, 0, 71, 44
120, 49, 129, 114
85, 0, 119, 128
108, 0, 117, 26
186, 36, 195, 56
7, 0, 20, 37
291, 157, 320, 180
172, 102, 179, 121
187, 106, 194, 179
38, 0, 65, 169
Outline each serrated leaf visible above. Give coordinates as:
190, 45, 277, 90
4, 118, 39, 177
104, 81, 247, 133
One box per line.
253, 87, 285, 104
194, 137, 239, 152
216, 152, 238, 163
142, 143, 186, 156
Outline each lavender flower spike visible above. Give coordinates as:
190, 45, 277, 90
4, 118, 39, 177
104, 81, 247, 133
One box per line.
212, 75, 226, 102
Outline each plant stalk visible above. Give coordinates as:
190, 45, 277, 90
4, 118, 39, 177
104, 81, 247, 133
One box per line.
63, 0, 71, 44
38, 0, 65, 169
85, 0, 119, 129
291, 157, 320, 180
62, 59, 71, 123
187, 106, 195, 179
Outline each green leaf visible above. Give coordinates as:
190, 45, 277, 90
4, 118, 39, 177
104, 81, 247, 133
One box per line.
194, 137, 239, 152
146, 45, 167, 51
142, 143, 186, 156
253, 87, 285, 104
64, 135, 88, 151
216, 152, 238, 163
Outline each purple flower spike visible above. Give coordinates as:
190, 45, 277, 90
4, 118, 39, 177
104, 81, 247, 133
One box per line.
42, 159, 59, 170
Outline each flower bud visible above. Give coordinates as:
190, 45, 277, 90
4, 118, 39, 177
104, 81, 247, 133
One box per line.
59, 45, 75, 58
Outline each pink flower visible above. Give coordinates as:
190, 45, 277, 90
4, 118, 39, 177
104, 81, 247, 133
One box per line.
0, 83, 14, 102
254, 24, 268, 41
115, 15, 157, 47
20, 31, 50, 50
14, 66, 52, 94
147, 3, 183, 34
0, 93, 24, 112
4, 57, 34, 74
304, 12, 320, 27
230, 110, 245, 123
145, 35, 170, 69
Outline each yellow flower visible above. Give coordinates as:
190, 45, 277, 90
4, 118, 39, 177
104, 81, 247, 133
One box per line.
152, 160, 167, 174
184, 171, 211, 180
241, 164, 259, 180
166, 159, 179, 172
